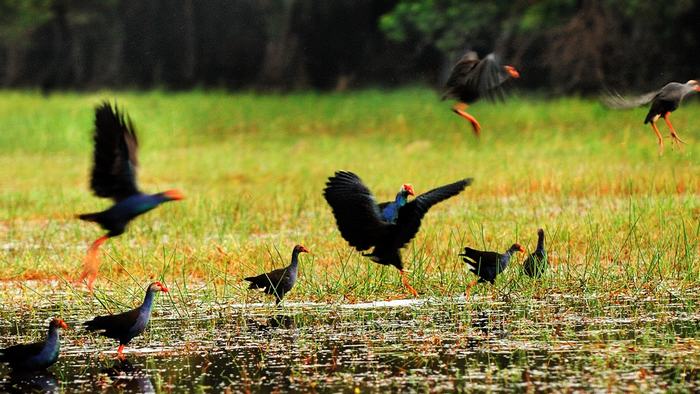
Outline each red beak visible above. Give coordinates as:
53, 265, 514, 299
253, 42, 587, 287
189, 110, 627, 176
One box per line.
504, 65, 520, 79
300, 246, 311, 253
164, 189, 185, 201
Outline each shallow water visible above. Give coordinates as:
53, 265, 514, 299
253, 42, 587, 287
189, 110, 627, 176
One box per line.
1, 293, 699, 392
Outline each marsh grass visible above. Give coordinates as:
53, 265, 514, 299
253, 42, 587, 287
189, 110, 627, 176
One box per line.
0, 89, 699, 308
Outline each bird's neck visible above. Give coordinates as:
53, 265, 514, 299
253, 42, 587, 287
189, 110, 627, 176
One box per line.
394, 192, 408, 207
141, 290, 156, 313
536, 234, 545, 252
500, 250, 515, 267
289, 250, 301, 270
45, 326, 60, 351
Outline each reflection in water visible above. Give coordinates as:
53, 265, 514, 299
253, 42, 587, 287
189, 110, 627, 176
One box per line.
1, 371, 58, 393
1, 295, 699, 392
100, 359, 155, 393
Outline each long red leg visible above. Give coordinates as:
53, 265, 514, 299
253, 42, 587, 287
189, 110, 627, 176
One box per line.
399, 270, 418, 297
452, 103, 482, 136
650, 119, 664, 154
77, 235, 109, 291
663, 112, 686, 146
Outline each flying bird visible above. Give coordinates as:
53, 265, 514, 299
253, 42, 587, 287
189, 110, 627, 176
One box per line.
324, 171, 473, 296
523, 229, 547, 278
442, 51, 520, 136
244, 244, 310, 305
0, 318, 69, 371
460, 243, 525, 298
83, 281, 168, 359
77, 103, 184, 290
603, 80, 700, 152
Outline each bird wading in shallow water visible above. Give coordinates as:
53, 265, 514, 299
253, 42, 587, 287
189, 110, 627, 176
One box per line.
523, 229, 547, 278
0, 318, 69, 371
442, 51, 520, 136
324, 171, 473, 297
604, 80, 700, 152
77, 103, 184, 290
460, 243, 525, 298
83, 281, 168, 359
244, 245, 310, 305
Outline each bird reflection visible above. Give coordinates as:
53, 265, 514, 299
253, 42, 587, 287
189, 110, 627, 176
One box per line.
1, 370, 59, 393
101, 358, 155, 393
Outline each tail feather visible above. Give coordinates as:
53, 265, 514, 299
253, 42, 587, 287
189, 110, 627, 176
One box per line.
244, 276, 266, 290
77, 212, 100, 222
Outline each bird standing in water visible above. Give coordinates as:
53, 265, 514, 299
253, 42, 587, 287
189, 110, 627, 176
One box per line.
0, 318, 69, 371
324, 171, 473, 296
460, 243, 525, 298
83, 282, 169, 359
604, 80, 700, 152
77, 103, 184, 290
442, 51, 520, 136
244, 245, 310, 305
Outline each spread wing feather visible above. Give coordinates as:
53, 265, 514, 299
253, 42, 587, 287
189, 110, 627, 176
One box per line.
323, 171, 389, 251
90, 102, 140, 202
391, 178, 473, 248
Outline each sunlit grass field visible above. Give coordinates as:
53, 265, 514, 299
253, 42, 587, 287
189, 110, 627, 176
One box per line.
1, 88, 699, 306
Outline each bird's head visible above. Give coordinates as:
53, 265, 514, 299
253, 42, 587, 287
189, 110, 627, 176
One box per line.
510, 243, 526, 253
50, 318, 69, 330
162, 189, 185, 201
148, 281, 169, 293
537, 228, 545, 237
504, 65, 520, 79
688, 80, 700, 92
293, 245, 311, 254
401, 183, 415, 197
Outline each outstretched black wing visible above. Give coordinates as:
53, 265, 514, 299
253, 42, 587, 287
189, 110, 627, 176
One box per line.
444, 53, 512, 102
391, 178, 473, 249
323, 171, 389, 251
90, 102, 140, 202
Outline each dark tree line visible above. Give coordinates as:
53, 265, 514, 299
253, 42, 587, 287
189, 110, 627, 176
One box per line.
0, 0, 698, 93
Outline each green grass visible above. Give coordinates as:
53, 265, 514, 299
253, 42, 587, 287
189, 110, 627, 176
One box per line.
1, 88, 699, 305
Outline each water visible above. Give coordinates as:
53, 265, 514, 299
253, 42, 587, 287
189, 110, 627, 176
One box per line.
1, 293, 699, 392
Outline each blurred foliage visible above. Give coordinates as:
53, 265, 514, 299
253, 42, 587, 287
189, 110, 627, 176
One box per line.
0, 0, 698, 93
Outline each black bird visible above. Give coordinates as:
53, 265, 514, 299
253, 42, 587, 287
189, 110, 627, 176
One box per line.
442, 51, 520, 136
523, 229, 547, 278
244, 245, 310, 305
324, 171, 473, 296
77, 103, 184, 290
604, 80, 700, 152
460, 243, 525, 297
0, 318, 69, 371
83, 282, 168, 359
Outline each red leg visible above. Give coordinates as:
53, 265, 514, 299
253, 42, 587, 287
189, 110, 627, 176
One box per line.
464, 279, 478, 299
77, 235, 109, 291
663, 112, 686, 146
650, 119, 664, 154
116, 344, 125, 360
452, 103, 482, 136
400, 270, 418, 297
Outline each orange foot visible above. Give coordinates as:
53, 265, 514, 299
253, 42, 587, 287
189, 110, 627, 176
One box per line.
400, 270, 418, 297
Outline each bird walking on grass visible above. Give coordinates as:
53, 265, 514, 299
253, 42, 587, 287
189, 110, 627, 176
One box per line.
460, 243, 525, 298
523, 229, 547, 278
442, 51, 520, 136
83, 282, 168, 359
603, 80, 700, 152
324, 171, 473, 297
244, 245, 310, 305
77, 103, 184, 290
0, 318, 69, 371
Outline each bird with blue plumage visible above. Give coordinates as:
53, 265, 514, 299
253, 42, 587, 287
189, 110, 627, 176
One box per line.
76, 103, 184, 290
